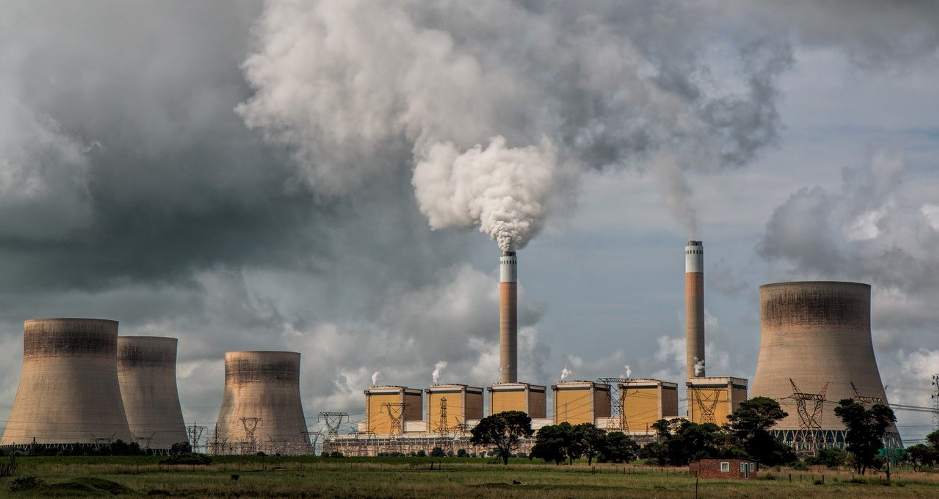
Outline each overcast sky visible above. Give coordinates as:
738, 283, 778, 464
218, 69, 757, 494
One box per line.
1, 1, 938, 444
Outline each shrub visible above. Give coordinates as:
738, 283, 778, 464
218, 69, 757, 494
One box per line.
10, 476, 43, 492
430, 447, 447, 458
416, 450, 427, 457
457, 449, 468, 458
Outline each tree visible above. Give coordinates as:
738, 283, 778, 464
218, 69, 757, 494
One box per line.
727, 397, 795, 466
598, 432, 639, 463
906, 444, 937, 472
469, 410, 533, 465
430, 447, 446, 458
834, 399, 897, 475
530, 422, 583, 464
805, 448, 847, 469
639, 441, 668, 465
574, 423, 606, 465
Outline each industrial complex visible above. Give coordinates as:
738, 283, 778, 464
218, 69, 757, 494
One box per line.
0, 241, 908, 457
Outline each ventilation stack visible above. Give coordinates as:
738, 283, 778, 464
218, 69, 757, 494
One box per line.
686, 241, 705, 380
499, 243, 518, 383
751, 281, 900, 450
117, 336, 188, 450
211, 351, 312, 455
1, 319, 133, 446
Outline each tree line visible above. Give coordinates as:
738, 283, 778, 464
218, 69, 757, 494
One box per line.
470, 397, 898, 474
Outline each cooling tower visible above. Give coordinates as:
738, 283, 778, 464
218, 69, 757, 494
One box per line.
499, 244, 518, 383
686, 241, 705, 379
211, 351, 312, 455
117, 336, 188, 450
1, 319, 133, 446
751, 282, 899, 448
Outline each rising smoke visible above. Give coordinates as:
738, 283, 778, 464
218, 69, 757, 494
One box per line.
560, 366, 573, 381
432, 361, 448, 384
371, 371, 381, 386
237, 0, 794, 242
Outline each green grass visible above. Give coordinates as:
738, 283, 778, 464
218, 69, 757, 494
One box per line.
1, 457, 939, 498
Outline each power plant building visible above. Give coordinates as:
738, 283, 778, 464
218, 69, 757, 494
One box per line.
488, 383, 547, 418
620, 379, 679, 434
425, 384, 483, 434
117, 336, 188, 450
211, 351, 312, 455
364, 386, 423, 435
686, 377, 748, 426
751, 281, 900, 451
552, 381, 611, 425
1, 319, 133, 446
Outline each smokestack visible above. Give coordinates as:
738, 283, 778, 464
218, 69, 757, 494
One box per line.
499, 242, 518, 383
685, 241, 705, 379
1, 319, 133, 445
117, 336, 188, 450
211, 351, 312, 455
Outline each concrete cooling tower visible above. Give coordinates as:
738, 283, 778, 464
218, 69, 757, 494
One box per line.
1, 319, 133, 446
751, 281, 900, 451
211, 351, 312, 455
117, 336, 188, 450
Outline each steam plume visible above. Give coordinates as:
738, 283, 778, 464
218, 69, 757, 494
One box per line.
238, 1, 793, 244
623, 365, 632, 379
693, 357, 705, 377
371, 371, 381, 386
432, 361, 448, 384
560, 366, 573, 381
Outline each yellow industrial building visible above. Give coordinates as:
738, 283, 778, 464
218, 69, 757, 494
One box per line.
488, 383, 547, 418
686, 377, 748, 425
364, 386, 423, 435
552, 381, 611, 425
425, 384, 484, 433
620, 379, 679, 434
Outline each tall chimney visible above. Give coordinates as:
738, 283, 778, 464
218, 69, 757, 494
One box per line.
499, 243, 518, 383
685, 241, 705, 379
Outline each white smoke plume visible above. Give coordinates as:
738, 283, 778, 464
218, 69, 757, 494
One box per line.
560, 366, 573, 381
413, 136, 557, 250
623, 365, 632, 379
432, 361, 448, 384
371, 371, 381, 386
693, 357, 705, 377
238, 0, 794, 242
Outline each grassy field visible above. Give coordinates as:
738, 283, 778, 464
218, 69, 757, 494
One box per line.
1, 456, 939, 498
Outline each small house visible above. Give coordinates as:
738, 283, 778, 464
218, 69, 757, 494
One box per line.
689, 458, 757, 479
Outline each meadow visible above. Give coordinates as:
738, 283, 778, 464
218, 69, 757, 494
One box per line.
2, 456, 939, 498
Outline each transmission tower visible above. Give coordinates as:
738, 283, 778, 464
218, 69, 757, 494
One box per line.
435, 397, 451, 435
239, 417, 263, 455
689, 387, 720, 424
851, 382, 884, 405
932, 375, 939, 430
382, 403, 407, 436
789, 379, 827, 455
597, 377, 630, 433
318, 412, 350, 438
186, 423, 208, 452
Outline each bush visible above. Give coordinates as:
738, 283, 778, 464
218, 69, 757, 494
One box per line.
329, 451, 344, 458
457, 449, 468, 458
10, 476, 44, 492
790, 461, 809, 471
430, 447, 447, 458
416, 450, 427, 457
